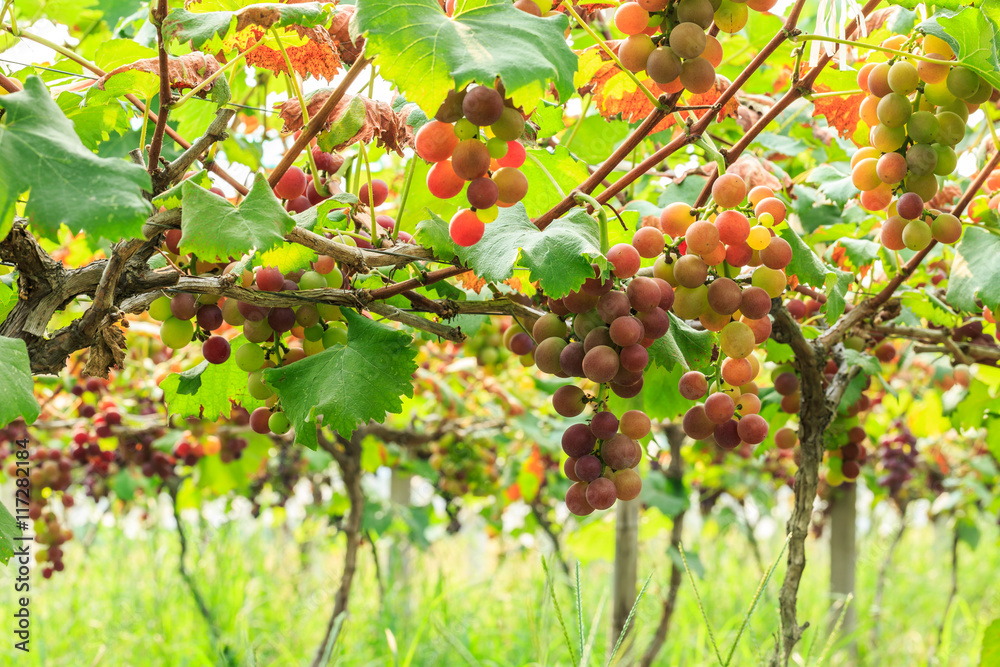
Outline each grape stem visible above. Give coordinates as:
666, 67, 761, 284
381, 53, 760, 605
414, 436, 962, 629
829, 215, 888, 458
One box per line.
561, 3, 662, 110
392, 156, 418, 241
573, 192, 609, 254
357, 141, 379, 248
805, 89, 863, 100
790, 34, 956, 65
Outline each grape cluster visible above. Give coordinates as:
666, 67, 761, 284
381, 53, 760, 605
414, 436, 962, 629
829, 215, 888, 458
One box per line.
428, 435, 501, 497
613, 0, 774, 94
416, 85, 529, 247
826, 425, 869, 486
274, 146, 345, 214
876, 422, 919, 496
148, 254, 353, 437
463, 319, 512, 368
657, 176, 789, 446
851, 33, 994, 251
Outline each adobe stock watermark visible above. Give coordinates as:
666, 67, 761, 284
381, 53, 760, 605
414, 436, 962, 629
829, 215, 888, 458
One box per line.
11, 437, 32, 652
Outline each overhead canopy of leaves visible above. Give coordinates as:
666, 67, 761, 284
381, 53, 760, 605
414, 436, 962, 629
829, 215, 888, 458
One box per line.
0, 76, 152, 241
349, 0, 577, 114
263, 309, 418, 450
179, 173, 296, 261
946, 227, 1000, 312
0, 337, 40, 428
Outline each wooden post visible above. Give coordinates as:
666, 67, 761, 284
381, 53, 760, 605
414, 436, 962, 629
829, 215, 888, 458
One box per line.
609, 497, 640, 659
829, 483, 857, 658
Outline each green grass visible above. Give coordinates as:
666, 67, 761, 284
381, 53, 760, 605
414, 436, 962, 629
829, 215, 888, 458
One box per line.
0, 509, 996, 666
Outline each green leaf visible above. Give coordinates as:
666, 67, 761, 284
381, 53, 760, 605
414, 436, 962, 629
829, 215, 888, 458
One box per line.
163, 2, 333, 51
153, 169, 213, 210
807, 164, 855, 207
836, 237, 880, 268
55, 91, 131, 150
0, 501, 22, 566
920, 6, 1000, 91
647, 313, 716, 372
160, 336, 264, 421
900, 289, 960, 327
657, 175, 708, 208
946, 227, 1000, 312
957, 516, 981, 550
85, 69, 159, 106
179, 173, 296, 261
0, 76, 152, 240
350, 0, 577, 114
0, 337, 40, 428
264, 309, 418, 450
980, 618, 1000, 666
840, 349, 881, 376
258, 241, 316, 273
778, 226, 853, 323
517, 147, 591, 219
93, 39, 157, 71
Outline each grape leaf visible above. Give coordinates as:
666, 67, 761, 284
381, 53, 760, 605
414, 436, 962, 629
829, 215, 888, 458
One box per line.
0, 501, 21, 566
807, 164, 856, 206
160, 336, 264, 421
980, 618, 1000, 667
840, 349, 882, 376
263, 309, 418, 450
919, 5, 1000, 90
350, 0, 577, 114
0, 76, 152, 241
946, 227, 1000, 312
163, 2, 333, 51
179, 173, 296, 261
87, 54, 229, 107
517, 147, 591, 219
153, 169, 214, 210
0, 336, 40, 428
779, 226, 853, 323
647, 313, 716, 372
836, 237, 880, 268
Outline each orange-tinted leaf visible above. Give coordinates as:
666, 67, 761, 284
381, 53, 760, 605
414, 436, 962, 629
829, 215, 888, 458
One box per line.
94, 53, 223, 94
240, 24, 343, 81
327, 5, 365, 65
276, 92, 414, 155
811, 83, 864, 142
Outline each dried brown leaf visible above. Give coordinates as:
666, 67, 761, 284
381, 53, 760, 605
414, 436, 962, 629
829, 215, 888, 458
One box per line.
83, 326, 127, 379
94, 53, 223, 94
276, 92, 414, 155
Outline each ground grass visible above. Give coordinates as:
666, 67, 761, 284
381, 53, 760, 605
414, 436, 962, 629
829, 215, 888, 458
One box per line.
0, 504, 996, 666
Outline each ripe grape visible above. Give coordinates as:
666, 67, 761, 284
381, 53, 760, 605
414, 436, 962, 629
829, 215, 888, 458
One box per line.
736, 413, 768, 445
673, 255, 708, 288
936, 111, 966, 146
682, 404, 715, 440
268, 307, 296, 333
705, 392, 735, 424
462, 86, 504, 126
774, 426, 797, 450
896, 192, 923, 220
660, 202, 695, 237
509, 332, 535, 356
609, 316, 644, 347
754, 197, 786, 225
751, 266, 786, 298
359, 179, 388, 207
566, 482, 595, 516
859, 96, 879, 127
742, 315, 771, 345
619, 34, 656, 73
669, 22, 706, 59
427, 160, 465, 199
566, 291, 600, 315
607, 243, 641, 278
713, 174, 746, 208
880, 215, 907, 250
535, 337, 568, 374
559, 342, 585, 376
591, 411, 620, 440
637, 307, 669, 338
612, 468, 642, 501
553, 385, 587, 417
685, 220, 719, 255
632, 226, 665, 258
707, 277, 741, 315
256, 266, 285, 292
582, 345, 620, 383
739, 286, 771, 319
625, 277, 660, 312
602, 433, 639, 469
876, 152, 908, 184
449, 209, 485, 246
586, 477, 617, 510
646, 47, 682, 84
713, 420, 741, 450
274, 166, 307, 200
452, 140, 491, 180
866, 63, 891, 97
493, 167, 529, 204
721, 357, 752, 387
249, 407, 272, 434
679, 371, 708, 400
497, 141, 526, 168
170, 293, 198, 320
575, 455, 603, 482
679, 57, 715, 94
467, 176, 499, 209
614, 2, 650, 35
415, 120, 459, 162
620, 410, 651, 439
672, 284, 708, 319
583, 326, 613, 353
202, 335, 231, 364
716, 210, 750, 245
773, 371, 799, 396
564, 457, 582, 482
619, 344, 649, 373
760, 237, 792, 270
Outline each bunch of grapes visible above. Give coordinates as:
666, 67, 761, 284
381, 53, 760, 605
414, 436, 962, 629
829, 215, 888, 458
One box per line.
657, 176, 789, 446
415, 85, 529, 247
876, 422, 919, 497
612, 0, 775, 94
826, 425, 869, 486
851, 33, 994, 251
462, 318, 512, 368
273, 145, 345, 214
427, 435, 501, 497
148, 254, 353, 437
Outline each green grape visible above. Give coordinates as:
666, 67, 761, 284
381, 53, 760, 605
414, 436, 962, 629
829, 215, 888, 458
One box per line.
904, 172, 939, 202
490, 107, 525, 141
906, 144, 938, 177
235, 342, 266, 372
938, 97, 970, 122
673, 284, 709, 319
159, 317, 194, 350
646, 46, 682, 84
453, 118, 479, 140
906, 110, 939, 144
887, 61, 919, 95
946, 66, 980, 100
149, 296, 172, 322
323, 325, 347, 347
668, 22, 706, 59
923, 80, 956, 106
966, 77, 994, 105
901, 219, 932, 251
268, 411, 291, 435
719, 321, 755, 359
486, 137, 508, 158
714, 0, 748, 33
751, 266, 786, 298
248, 371, 274, 400
932, 144, 958, 175
876, 92, 912, 128
936, 111, 966, 146
870, 123, 906, 152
